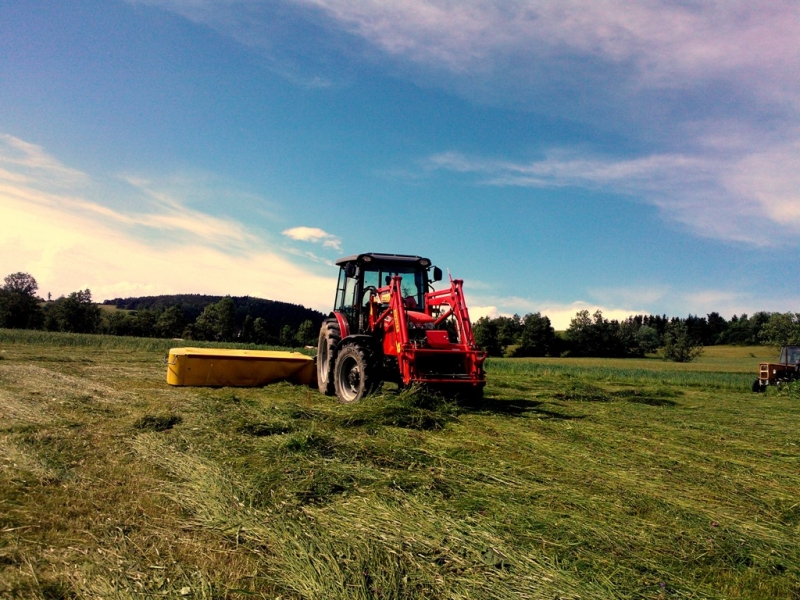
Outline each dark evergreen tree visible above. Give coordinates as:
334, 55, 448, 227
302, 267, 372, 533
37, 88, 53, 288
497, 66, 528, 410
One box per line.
706, 312, 727, 345
252, 317, 270, 344
280, 324, 296, 347
240, 314, 255, 343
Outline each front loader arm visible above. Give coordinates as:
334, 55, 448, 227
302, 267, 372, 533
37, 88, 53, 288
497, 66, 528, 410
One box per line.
424, 278, 480, 349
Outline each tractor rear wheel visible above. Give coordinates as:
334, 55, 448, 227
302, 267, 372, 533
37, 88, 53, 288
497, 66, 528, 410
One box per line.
317, 319, 340, 396
334, 342, 377, 403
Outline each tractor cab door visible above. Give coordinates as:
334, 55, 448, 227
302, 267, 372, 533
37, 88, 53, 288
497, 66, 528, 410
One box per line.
334, 265, 362, 334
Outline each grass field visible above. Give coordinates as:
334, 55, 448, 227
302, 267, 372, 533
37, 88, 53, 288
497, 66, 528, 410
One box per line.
1, 330, 798, 599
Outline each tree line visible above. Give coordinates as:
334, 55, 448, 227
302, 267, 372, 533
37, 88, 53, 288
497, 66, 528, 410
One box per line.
0, 272, 324, 347
2, 272, 798, 359
474, 309, 800, 362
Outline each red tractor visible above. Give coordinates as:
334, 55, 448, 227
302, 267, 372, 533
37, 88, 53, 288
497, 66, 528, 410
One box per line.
317, 253, 487, 403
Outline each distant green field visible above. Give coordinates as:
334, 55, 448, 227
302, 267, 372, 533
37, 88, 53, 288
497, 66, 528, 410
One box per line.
1, 331, 798, 599
490, 345, 779, 391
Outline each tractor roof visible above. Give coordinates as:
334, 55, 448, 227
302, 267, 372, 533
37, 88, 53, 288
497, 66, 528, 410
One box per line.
335, 253, 432, 268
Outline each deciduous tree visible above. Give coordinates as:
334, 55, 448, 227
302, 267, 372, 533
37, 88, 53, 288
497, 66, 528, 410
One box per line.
759, 312, 800, 347
295, 319, 317, 347
193, 297, 236, 341
473, 316, 503, 357
0, 272, 44, 329
45, 289, 101, 333
513, 312, 557, 357
661, 320, 703, 362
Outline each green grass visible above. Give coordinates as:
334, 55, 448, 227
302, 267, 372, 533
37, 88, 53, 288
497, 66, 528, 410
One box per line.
0, 327, 314, 354
490, 345, 778, 390
1, 330, 799, 598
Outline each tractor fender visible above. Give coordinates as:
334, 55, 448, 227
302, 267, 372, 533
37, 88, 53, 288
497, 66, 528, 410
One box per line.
331, 311, 350, 339
336, 334, 379, 352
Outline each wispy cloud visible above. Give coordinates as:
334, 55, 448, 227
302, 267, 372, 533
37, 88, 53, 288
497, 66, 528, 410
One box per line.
126, 0, 346, 88
128, 1, 800, 249
427, 143, 800, 247
283, 226, 342, 251
284, 0, 800, 128
120, 177, 259, 249
0, 134, 89, 187
130, 1, 798, 103
0, 135, 334, 308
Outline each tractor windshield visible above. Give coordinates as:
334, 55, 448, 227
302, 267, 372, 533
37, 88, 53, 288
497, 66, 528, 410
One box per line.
363, 266, 426, 309
779, 346, 800, 364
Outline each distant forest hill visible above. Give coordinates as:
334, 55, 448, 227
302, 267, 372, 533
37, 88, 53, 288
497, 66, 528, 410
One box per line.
102, 294, 326, 329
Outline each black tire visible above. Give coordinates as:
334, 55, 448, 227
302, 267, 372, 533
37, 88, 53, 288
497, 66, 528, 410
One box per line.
752, 379, 765, 393
317, 319, 340, 396
334, 342, 377, 403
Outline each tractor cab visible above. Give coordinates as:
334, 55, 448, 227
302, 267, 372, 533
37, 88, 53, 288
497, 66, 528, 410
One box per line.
332, 253, 442, 335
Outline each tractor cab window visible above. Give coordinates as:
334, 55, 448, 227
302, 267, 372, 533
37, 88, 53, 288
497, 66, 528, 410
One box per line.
779, 346, 800, 364
362, 269, 381, 306
383, 268, 425, 309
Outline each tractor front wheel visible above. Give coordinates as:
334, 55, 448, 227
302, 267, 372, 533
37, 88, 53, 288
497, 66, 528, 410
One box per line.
317, 319, 341, 396
334, 342, 377, 403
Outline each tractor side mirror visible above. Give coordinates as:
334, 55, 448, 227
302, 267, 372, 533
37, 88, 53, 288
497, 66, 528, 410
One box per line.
432, 266, 443, 282
345, 264, 358, 278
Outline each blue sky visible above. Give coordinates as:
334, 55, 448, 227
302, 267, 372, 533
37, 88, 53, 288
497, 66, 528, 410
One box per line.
1, 0, 799, 328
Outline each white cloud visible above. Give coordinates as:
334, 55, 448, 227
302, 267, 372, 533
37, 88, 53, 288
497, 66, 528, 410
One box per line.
0, 134, 89, 188
463, 292, 647, 331
283, 226, 342, 251
131, 1, 800, 110
428, 141, 800, 247
0, 136, 334, 310
127, 1, 800, 249
293, 0, 800, 105
467, 305, 499, 322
